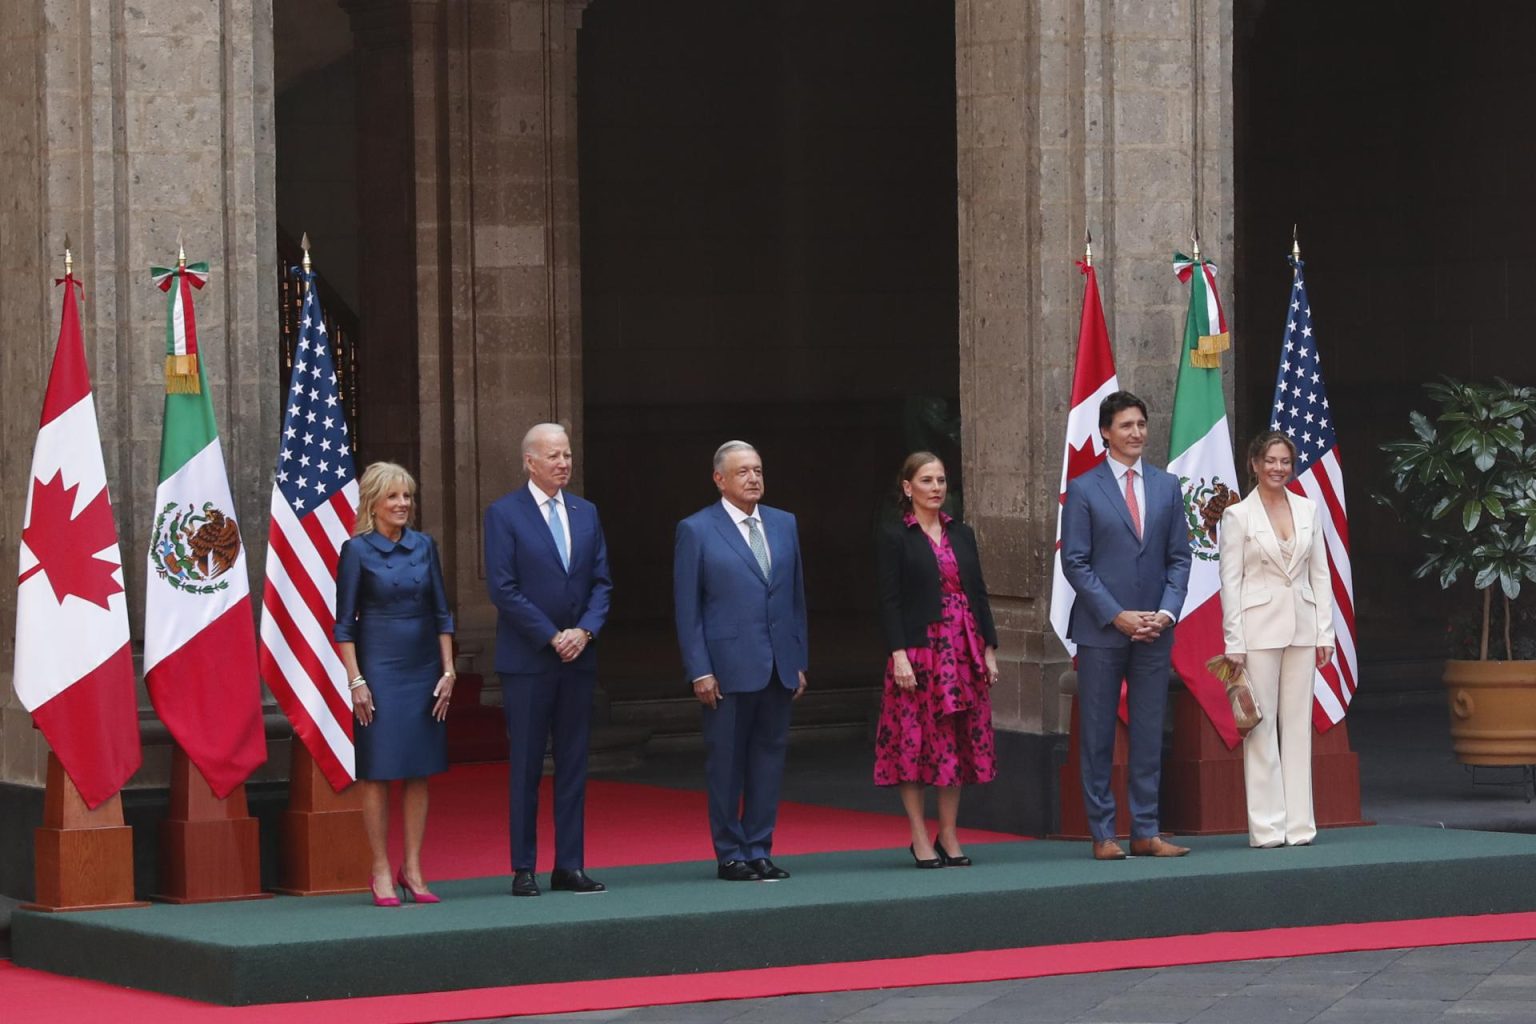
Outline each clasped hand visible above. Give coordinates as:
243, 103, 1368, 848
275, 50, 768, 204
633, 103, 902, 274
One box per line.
550, 628, 588, 663
1114, 610, 1170, 643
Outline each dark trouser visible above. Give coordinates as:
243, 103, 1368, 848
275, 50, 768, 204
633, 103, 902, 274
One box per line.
1076, 633, 1173, 841
700, 679, 794, 863
502, 667, 596, 871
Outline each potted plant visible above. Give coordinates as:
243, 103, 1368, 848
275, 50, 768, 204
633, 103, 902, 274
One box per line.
1377, 377, 1536, 764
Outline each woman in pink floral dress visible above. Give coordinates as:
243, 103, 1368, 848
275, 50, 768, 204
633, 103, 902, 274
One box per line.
874, 452, 1000, 867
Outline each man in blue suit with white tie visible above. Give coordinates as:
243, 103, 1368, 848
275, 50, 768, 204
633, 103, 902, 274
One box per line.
674, 441, 808, 882
1061, 392, 1193, 861
485, 423, 613, 896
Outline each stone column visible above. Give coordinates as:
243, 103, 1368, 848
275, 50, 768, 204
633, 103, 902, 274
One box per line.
1, 0, 280, 892
339, 0, 587, 664
955, 0, 1234, 833
448, 0, 588, 652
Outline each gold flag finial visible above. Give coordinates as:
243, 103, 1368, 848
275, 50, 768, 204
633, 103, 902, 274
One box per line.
1084, 228, 1093, 268
64, 233, 73, 276
300, 231, 312, 274
1291, 224, 1301, 260
1190, 231, 1201, 263
176, 229, 186, 269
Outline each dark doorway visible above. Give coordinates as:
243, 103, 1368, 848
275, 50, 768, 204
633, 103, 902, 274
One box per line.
1234, 1, 1536, 689
578, 1, 961, 709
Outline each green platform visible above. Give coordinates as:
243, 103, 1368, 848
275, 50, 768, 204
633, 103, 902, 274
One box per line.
14, 826, 1536, 1006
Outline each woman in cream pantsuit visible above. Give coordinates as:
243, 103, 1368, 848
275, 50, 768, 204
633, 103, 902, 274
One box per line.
1218, 431, 1335, 849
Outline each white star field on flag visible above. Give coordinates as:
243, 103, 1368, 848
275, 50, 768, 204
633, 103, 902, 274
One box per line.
1271, 276, 1336, 470
275, 291, 353, 512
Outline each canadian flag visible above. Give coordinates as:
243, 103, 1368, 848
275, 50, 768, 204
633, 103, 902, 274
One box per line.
1049, 259, 1120, 655
13, 272, 141, 808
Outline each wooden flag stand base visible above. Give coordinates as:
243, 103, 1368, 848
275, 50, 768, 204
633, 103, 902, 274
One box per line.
24, 753, 147, 912
154, 747, 270, 904
1055, 683, 1368, 839
1162, 688, 1369, 834
272, 742, 368, 896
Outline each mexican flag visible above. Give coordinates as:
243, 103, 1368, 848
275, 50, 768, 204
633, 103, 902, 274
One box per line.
1168, 252, 1242, 749
143, 259, 266, 797
14, 271, 141, 808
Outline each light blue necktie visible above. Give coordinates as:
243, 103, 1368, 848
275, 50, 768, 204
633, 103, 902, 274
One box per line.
746, 516, 770, 578
547, 498, 569, 570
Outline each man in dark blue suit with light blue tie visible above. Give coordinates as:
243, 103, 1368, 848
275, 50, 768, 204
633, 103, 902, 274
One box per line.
1061, 392, 1193, 861
674, 441, 808, 882
485, 423, 613, 896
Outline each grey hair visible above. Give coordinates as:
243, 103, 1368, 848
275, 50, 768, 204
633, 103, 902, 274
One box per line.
521, 422, 569, 458
712, 440, 757, 473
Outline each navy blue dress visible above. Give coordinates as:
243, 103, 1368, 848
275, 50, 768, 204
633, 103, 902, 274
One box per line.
334, 528, 455, 780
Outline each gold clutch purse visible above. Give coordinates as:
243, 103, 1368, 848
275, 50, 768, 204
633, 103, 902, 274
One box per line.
1205, 655, 1262, 734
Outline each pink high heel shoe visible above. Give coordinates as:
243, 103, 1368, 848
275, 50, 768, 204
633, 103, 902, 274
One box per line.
371, 878, 401, 908
396, 868, 441, 904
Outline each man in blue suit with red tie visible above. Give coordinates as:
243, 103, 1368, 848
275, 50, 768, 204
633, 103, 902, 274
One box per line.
674, 441, 808, 882
1061, 392, 1193, 861
485, 423, 613, 896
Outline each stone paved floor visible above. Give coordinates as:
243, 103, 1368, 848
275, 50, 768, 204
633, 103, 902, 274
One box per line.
468, 943, 1536, 1023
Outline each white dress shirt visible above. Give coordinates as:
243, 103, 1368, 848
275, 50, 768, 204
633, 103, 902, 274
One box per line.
529, 480, 572, 562
721, 498, 770, 569
1107, 455, 1177, 624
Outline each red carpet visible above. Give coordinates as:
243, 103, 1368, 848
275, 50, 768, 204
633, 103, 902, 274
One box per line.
10, 911, 1536, 1023
396, 763, 1018, 878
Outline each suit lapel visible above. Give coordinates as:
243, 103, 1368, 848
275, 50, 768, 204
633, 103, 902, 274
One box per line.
1244, 491, 1287, 570
762, 509, 792, 591
712, 504, 769, 585
1285, 490, 1310, 574
1092, 462, 1141, 545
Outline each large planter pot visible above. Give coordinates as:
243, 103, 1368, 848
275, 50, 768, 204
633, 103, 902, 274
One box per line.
1444, 659, 1536, 765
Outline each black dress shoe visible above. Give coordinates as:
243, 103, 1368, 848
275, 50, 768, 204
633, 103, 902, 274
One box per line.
909, 844, 944, 869
550, 868, 607, 894
511, 869, 540, 897
747, 858, 790, 881
934, 839, 972, 867
717, 860, 762, 881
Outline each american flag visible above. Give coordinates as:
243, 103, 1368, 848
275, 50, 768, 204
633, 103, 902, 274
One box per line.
258, 272, 360, 790
1271, 253, 1357, 730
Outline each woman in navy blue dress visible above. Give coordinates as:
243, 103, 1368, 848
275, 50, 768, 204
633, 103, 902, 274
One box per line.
335, 462, 456, 906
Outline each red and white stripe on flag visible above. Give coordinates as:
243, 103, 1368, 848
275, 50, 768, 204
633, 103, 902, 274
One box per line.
1272, 254, 1356, 730
1292, 450, 1357, 729
260, 484, 358, 789
1049, 260, 1121, 656
258, 272, 360, 792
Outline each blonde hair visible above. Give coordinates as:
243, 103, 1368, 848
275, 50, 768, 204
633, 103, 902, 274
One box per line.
353, 462, 417, 536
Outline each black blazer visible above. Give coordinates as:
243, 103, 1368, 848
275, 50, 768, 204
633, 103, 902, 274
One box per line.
876, 516, 999, 653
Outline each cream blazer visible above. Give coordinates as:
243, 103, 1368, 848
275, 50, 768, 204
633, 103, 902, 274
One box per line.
1218, 489, 1334, 654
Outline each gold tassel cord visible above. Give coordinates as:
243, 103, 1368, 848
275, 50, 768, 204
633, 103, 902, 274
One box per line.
1190, 330, 1230, 369
164, 354, 201, 394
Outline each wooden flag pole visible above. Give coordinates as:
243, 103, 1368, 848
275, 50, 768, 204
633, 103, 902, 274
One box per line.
26, 752, 146, 912
154, 746, 270, 903
274, 741, 368, 895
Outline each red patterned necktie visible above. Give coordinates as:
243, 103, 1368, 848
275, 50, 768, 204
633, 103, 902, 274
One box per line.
1125, 468, 1142, 539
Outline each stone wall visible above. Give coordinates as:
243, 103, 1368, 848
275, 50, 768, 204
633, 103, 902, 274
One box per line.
0, 0, 280, 792
956, 0, 1235, 748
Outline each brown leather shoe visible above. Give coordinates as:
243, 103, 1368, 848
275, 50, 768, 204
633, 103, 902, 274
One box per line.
1129, 836, 1190, 857
1092, 839, 1127, 861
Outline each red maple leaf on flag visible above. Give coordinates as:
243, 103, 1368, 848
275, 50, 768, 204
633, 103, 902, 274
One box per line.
18, 471, 125, 610
1061, 436, 1107, 502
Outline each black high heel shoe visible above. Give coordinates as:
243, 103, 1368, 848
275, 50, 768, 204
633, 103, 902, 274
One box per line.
935, 839, 972, 867
909, 843, 944, 869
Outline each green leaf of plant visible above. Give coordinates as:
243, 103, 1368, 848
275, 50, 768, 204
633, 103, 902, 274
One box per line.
1464, 499, 1483, 532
